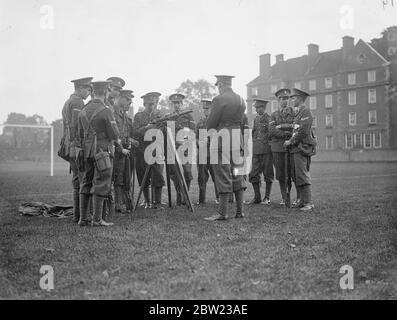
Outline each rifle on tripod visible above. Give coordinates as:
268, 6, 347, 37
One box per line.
133, 110, 194, 212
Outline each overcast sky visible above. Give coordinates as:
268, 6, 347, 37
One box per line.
0, 0, 396, 123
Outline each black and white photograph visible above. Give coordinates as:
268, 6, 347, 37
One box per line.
0, 0, 396, 305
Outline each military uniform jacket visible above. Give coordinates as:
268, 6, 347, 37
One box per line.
269, 107, 295, 152
206, 88, 246, 153
288, 105, 314, 154
78, 99, 120, 159
252, 113, 272, 154
113, 106, 132, 153
206, 88, 246, 131
61, 94, 85, 157
131, 109, 152, 152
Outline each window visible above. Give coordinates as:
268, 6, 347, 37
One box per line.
348, 73, 356, 85
348, 91, 356, 105
309, 96, 317, 110
325, 78, 333, 89
325, 95, 333, 108
368, 89, 376, 104
312, 116, 317, 128
325, 114, 333, 127
364, 133, 372, 148
373, 132, 381, 148
349, 112, 357, 126
354, 133, 363, 147
309, 79, 316, 91
294, 82, 301, 90
326, 136, 334, 150
271, 100, 278, 113
368, 70, 376, 82
345, 133, 353, 149
369, 110, 377, 124
271, 84, 278, 93
251, 87, 258, 96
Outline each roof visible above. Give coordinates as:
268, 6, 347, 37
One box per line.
248, 36, 391, 87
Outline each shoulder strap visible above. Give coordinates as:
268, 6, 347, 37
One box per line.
82, 105, 107, 151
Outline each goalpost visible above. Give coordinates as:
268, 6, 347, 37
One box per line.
0, 123, 54, 177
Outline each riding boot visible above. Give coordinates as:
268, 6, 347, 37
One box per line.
234, 189, 244, 218
198, 184, 206, 204
251, 182, 261, 204
92, 195, 114, 226
143, 187, 150, 208
72, 189, 80, 223
153, 187, 163, 209
300, 185, 314, 211
264, 181, 272, 200
93, 195, 104, 223
279, 181, 287, 204
114, 186, 122, 212
78, 193, 90, 226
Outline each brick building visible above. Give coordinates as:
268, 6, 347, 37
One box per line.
247, 27, 397, 154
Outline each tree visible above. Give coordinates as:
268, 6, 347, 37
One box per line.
174, 79, 217, 122
370, 26, 397, 60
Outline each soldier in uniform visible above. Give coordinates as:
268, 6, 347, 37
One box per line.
112, 89, 135, 213
269, 88, 295, 206
205, 75, 246, 221
196, 98, 219, 205
77, 81, 121, 227
105, 77, 125, 111
131, 92, 165, 209
167, 93, 196, 205
284, 88, 316, 212
61, 77, 93, 223
248, 98, 274, 205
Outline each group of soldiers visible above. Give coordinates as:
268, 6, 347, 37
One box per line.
60, 74, 316, 227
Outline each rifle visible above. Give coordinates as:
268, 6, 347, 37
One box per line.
150, 110, 193, 126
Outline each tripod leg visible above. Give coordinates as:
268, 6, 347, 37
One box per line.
133, 164, 152, 212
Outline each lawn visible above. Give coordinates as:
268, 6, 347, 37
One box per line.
0, 160, 396, 299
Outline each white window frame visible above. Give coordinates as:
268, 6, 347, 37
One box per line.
368, 70, 376, 83
325, 77, 333, 89
354, 133, 363, 147
325, 135, 334, 150
325, 94, 333, 108
294, 82, 301, 90
368, 89, 376, 104
345, 133, 353, 149
364, 133, 372, 149
271, 84, 278, 93
309, 96, 317, 110
348, 91, 356, 106
349, 112, 357, 126
309, 79, 317, 91
325, 114, 333, 127
369, 110, 377, 124
373, 132, 382, 148
251, 87, 258, 96
348, 73, 356, 85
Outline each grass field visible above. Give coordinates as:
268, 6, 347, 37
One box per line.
0, 160, 396, 300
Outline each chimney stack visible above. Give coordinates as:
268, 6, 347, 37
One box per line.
259, 53, 271, 77
308, 43, 319, 56
276, 54, 284, 63
342, 36, 355, 58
